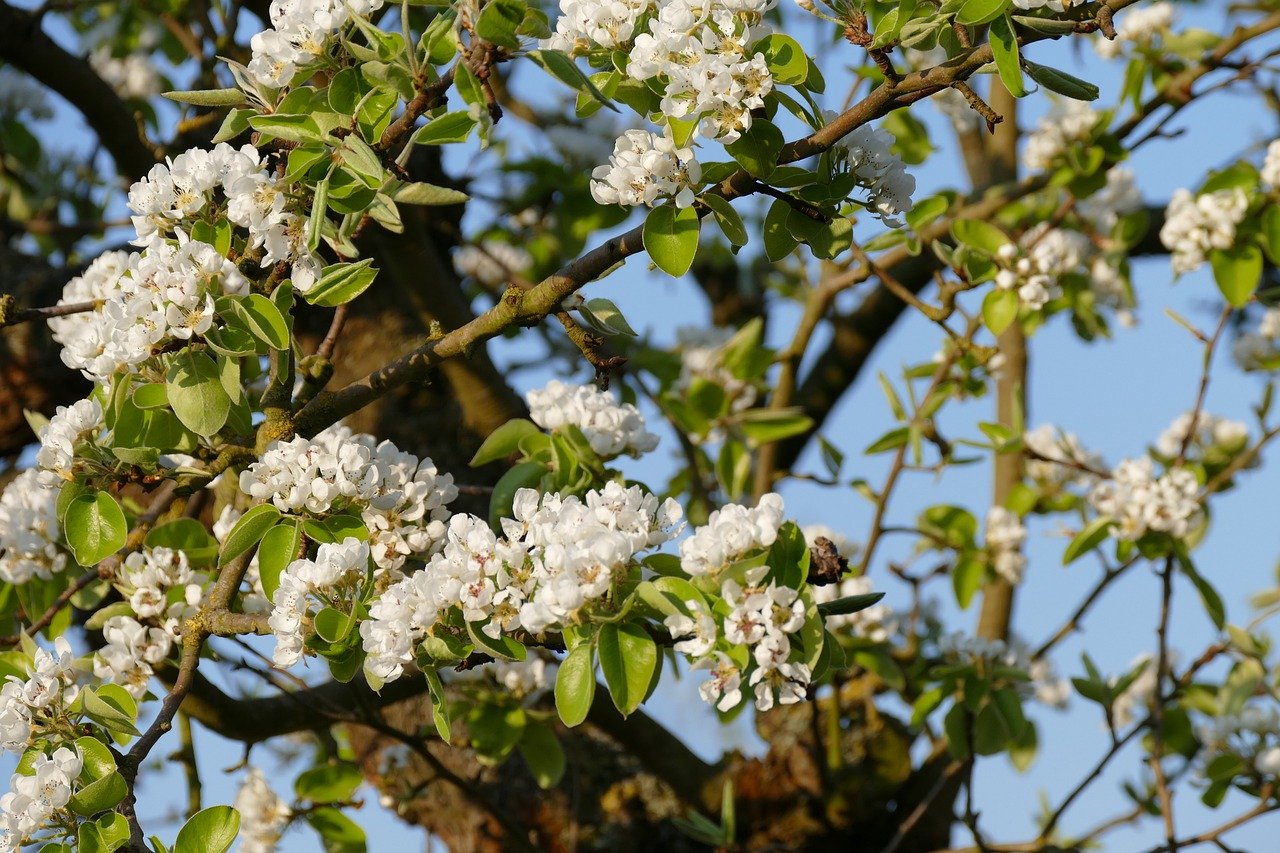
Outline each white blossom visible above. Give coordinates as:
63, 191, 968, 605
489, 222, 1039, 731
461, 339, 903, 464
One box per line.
827, 119, 916, 226
1159, 187, 1248, 275
0, 470, 67, 585
590, 129, 702, 208
234, 767, 292, 852
679, 493, 784, 577
525, 379, 659, 458
985, 507, 1027, 586
1088, 457, 1201, 541
1022, 100, 1098, 172
35, 398, 103, 473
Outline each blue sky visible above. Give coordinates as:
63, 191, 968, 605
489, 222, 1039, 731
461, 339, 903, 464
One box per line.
8, 1, 1280, 850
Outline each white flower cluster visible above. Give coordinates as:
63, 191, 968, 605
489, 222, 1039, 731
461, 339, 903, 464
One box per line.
1011, 0, 1075, 12
1233, 308, 1280, 371
709, 572, 810, 711
240, 424, 458, 571
0, 470, 67, 585
94, 614, 178, 698
0, 639, 78, 754
248, 0, 386, 88
525, 379, 660, 458
1088, 457, 1201, 541
935, 632, 1070, 709
1096, 2, 1175, 59
675, 326, 758, 417
361, 483, 682, 682
1024, 424, 1104, 489
589, 129, 703, 209
453, 240, 533, 288
828, 120, 916, 227
1154, 411, 1248, 459
49, 240, 249, 382
1022, 100, 1098, 173
93, 546, 207, 697
680, 493, 784, 577
234, 767, 292, 853
1077, 168, 1144, 232
1159, 187, 1248, 274
0, 746, 82, 851
984, 506, 1028, 586
993, 225, 1092, 311
272, 537, 371, 667
549, 0, 775, 145
89, 47, 161, 100
1198, 705, 1280, 778
628, 0, 774, 143
456, 656, 555, 700
130, 141, 321, 290
1263, 139, 1280, 190
35, 399, 103, 474
543, 0, 651, 52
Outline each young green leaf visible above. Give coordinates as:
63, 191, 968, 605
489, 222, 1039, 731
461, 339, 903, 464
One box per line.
175, 806, 240, 853
554, 641, 596, 727
165, 350, 231, 437
597, 623, 657, 716
643, 204, 701, 277
989, 15, 1026, 97
64, 491, 127, 566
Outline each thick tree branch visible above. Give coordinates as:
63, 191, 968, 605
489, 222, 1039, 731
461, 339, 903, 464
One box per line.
0, 1, 160, 181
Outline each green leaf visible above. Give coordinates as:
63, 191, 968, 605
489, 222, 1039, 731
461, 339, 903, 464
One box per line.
518, 722, 566, 789
162, 88, 247, 106
68, 770, 128, 817
466, 620, 527, 661
64, 491, 127, 566
295, 763, 363, 803
597, 623, 657, 715
578, 297, 639, 337
165, 350, 230, 437
248, 114, 327, 144
468, 703, 526, 764
132, 383, 168, 409
412, 111, 478, 146
212, 108, 254, 144
306, 260, 379, 307
982, 288, 1020, 335
1063, 516, 1114, 565
989, 15, 1026, 97
391, 182, 469, 205
738, 408, 813, 446
816, 592, 885, 617
218, 504, 282, 565
763, 198, 799, 261
725, 119, 783, 180
1024, 61, 1100, 101
306, 808, 366, 853
257, 520, 303, 600
313, 607, 352, 644
643, 204, 701, 278
476, 0, 525, 48
83, 688, 141, 736
754, 34, 807, 86
951, 219, 1009, 255
956, 0, 1009, 26
554, 641, 595, 727
700, 193, 748, 247
230, 294, 291, 350
1209, 244, 1262, 307
175, 806, 240, 853
952, 556, 985, 610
